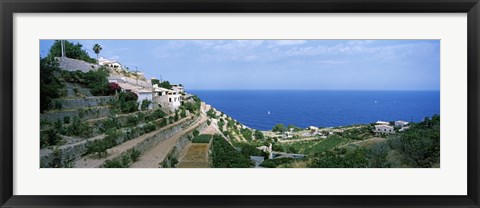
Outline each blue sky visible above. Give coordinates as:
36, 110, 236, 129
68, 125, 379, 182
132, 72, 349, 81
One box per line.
40, 40, 440, 90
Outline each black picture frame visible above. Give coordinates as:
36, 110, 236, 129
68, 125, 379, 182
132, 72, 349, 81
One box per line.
1, 0, 479, 207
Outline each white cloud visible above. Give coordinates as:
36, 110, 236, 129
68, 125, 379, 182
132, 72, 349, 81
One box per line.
315, 60, 346, 65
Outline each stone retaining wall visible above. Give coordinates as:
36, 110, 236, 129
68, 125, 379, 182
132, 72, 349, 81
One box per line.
50, 96, 114, 110
40, 106, 111, 123
40, 116, 196, 168
57, 57, 99, 72
162, 119, 209, 168
96, 117, 198, 168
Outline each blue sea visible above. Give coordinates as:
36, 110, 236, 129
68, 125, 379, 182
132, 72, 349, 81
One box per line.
189, 90, 440, 131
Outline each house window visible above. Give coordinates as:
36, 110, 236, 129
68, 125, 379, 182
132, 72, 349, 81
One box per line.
169, 98, 172, 102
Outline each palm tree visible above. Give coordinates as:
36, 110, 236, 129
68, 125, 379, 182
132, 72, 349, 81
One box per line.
92, 44, 102, 63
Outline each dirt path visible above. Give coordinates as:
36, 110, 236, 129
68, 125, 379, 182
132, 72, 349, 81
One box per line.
73, 116, 193, 168
279, 137, 323, 143
201, 124, 220, 135
129, 114, 207, 168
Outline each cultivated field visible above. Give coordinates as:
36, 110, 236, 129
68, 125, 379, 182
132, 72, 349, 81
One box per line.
176, 143, 209, 168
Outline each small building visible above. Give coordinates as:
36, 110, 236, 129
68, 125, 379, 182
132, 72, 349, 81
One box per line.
117, 82, 154, 110
376, 121, 390, 125
153, 84, 181, 111
98, 57, 123, 69
134, 89, 154, 110
399, 126, 410, 132
108, 77, 123, 84
171, 84, 185, 93
374, 125, 395, 134
395, 120, 409, 127
308, 126, 319, 130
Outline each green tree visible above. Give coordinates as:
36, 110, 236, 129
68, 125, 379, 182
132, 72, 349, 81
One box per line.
48, 40, 96, 63
387, 115, 440, 168
254, 130, 265, 140
241, 128, 253, 140
151, 79, 160, 86
92, 43, 103, 63
40, 57, 65, 112
308, 148, 369, 168
84, 67, 110, 96
141, 99, 151, 111
158, 81, 172, 89
211, 136, 252, 168
272, 123, 287, 132
287, 124, 302, 132
207, 108, 217, 118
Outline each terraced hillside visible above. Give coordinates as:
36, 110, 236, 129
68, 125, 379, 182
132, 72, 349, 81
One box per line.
40, 56, 206, 168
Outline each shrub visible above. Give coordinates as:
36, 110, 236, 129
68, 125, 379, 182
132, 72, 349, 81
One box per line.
241, 128, 253, 140
180, 109, 187, 118
126, 115, 140, 127
174, 110, 179, 121
159, 118, 168, 127
103, 159, 125, 168
151, 109, 166, 120
84, 67, 110, 96
193, 130, 200, 137
387, 115, 440, 167
108, 82, 121, 95
113, 92, 138, 113
254, 130, 264, 140
141, 99, 151, 111
85, 129, 119, 158
207, 109, 217, 118
218, 119, 225, 130
143, 122, 157, 133
121, 154, 131, 167
101, 115, 119, 132
63, 116, 70, 124
66, 116, 92, 138
211, 135, 252, 168
40, 57, 65, 112
40, 128, 63, 148
192, 134, 212, 143
260, 158, 296, 168
129, 149, 141, 162
272, 123, 287, 132
308, 148, 369, 168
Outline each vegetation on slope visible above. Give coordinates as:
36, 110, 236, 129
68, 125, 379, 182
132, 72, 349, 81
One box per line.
40, 57, 65, 113
48, 40, 96, 63
211, 135, 252, 168
308, 115, 440, 168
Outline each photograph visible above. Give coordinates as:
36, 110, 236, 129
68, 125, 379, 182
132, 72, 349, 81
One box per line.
39, 39, 440, 168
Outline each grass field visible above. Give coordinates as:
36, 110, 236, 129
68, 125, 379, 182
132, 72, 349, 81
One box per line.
176, 143, 209, 168
284, 136, 351, 155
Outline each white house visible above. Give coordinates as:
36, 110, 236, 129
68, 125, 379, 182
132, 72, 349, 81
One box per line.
395, 120, 409, 127
117, 82, 154, 109
399, 126, 410, 132
376, 121, 390, 125
171, 84, 185, 94
373, 125, 395, 134
135, 89, 153, 110
153, 84, 181, 111
98, 57, 123, 69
